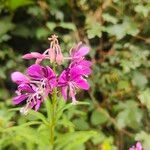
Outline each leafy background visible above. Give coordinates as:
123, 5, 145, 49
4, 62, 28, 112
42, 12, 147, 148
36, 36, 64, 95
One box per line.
0, 0, 150, 150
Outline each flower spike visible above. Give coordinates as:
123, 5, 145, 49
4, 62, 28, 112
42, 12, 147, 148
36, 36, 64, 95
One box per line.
11, 34, 92, 114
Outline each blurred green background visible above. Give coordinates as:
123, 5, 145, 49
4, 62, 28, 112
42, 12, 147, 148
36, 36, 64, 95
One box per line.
0, 0, 150, 150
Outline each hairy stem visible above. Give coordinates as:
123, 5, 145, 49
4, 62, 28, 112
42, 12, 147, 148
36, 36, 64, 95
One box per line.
50, 88, 57, 148
50, 62, 57, 149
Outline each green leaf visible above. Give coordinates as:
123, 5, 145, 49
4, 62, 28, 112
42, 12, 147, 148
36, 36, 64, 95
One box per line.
28, 110, 48, 125
36, 27, 49, 39
56, 131, 98, 150
106, 24, 126, 40
116, 101, 143, 129
0, 18, 14, 37
3, 121, 42, 132
102, 13, 118, 24
132, 72, 148, 88
12, 25, 31, 38
47, 22, 76, 32
46, 22, 56, 31
86, 17, 102, 39
138, 88, 150, 111
117, 80, 130, 90
59, 22, 76, 31
135, 4, 150, 17
73, 118, 89, 130
58, 115, 75, 132
91, 110, 108, 126
6, 0, 34, 11
87, 23, 102, 39
106, 18, 139, 40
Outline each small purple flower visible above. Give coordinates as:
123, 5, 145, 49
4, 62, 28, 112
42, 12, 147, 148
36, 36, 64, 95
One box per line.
69, 59, 92, 76
22, 52, 46, 60
48, 34, 64, 65
22, 52, 47, 64
11, 35, 92, 114
26, 64, 57, 93
11, 72, 29, 84
11, 64, 57, 114
70, 42, 90, 61
22, 35, 64, 65
129, 142, 142, 150
13, 83, 43, 114
69, 42, 92, 76
58, 66, 90, 104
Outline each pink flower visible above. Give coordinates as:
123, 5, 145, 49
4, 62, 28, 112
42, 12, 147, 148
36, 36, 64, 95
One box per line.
26, 64, 57, 92
58, 66, 90, 104
22, 52, 46, 60
22, 52, 46, 64
47, 47, 63, 65
11, 35, 92, 114
70, 42, 90, 61
22, 35, 64, 65
11, 64, 57, 114
129, 142, 142, 150
11, 72, 29, 84
48, 34, 64, 65
13, 83, 43, 114
69, 59, 92, 76
69, 43, 92, 76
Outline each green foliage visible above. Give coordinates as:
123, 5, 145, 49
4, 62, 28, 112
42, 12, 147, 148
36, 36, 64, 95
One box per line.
138, 88, 150, 111
116, 100, 143, 129
6, 0, 34, 11
0, 18, 14, 42
91, 110, 108, 126
0, 0, 150, 149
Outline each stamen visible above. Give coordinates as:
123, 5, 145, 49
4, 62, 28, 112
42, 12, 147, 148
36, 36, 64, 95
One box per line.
20, 106, 29, 115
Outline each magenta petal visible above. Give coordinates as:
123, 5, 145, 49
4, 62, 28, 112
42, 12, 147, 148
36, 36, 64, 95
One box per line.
70, 43, 90, 58
28, 101, 35, 109
22, 53, 33, 59
49, 78, 57, 89
27, 64, 43, 79
77, 46, 90, 57
22, 52, 45, 59
136, 142, 142, 150
58, 70, 67, 85
71, 60, 92, 76
70, 42, 82, 56
45, 66, 56, 78
70, 66, 83, 80
48, 48, 55, 63
79, 60, 92, 67
75, 77, 90, 90
56, 53, 63, 65
13, 94, 28, 105
11, 72, 29, 84
18, 84, 34, 93
129, 147, 135, 150
69, 83, 77, 103
34, 100, 41, 111
43, 66, 57, 88
82, 67, 92, 75
61, 86, 68, 100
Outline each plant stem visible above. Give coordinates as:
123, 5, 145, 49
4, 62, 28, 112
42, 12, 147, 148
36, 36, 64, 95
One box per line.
50, 88, 57, 148
50, 62, 57, 149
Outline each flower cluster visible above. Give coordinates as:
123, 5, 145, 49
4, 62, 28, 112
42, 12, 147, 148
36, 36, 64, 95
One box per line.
11, 35, 92, 114
129, 142, 143, 150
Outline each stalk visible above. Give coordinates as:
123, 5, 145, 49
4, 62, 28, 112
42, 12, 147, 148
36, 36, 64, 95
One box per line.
50, 88, 57, 147
50, 62, 57, 149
